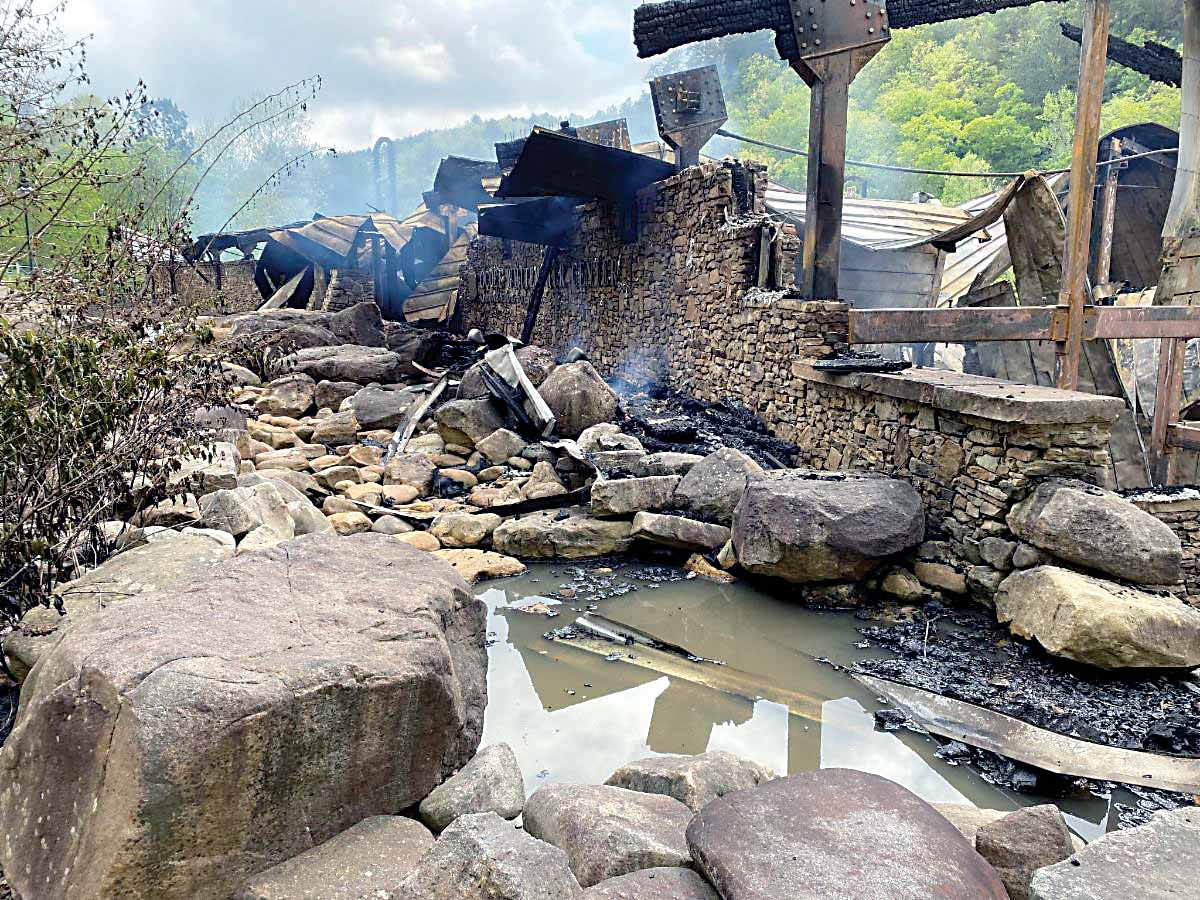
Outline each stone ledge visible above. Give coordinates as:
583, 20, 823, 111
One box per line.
796, 365, 1126, 426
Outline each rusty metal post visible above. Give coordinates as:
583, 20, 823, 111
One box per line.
797, 53, 852, 300
1056, 0, 1111, 391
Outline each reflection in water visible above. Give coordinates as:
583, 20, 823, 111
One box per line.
479, 564, 1115, 840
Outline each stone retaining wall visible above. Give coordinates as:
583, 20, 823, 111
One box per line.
459, 162, 1127, 599
149, 259, 261, 313
1131, 493, 1200, 606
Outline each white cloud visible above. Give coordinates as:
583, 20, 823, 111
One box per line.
55, 0, 651, 149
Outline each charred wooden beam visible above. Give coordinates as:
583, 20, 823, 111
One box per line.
1061, 22, 1183, 87
633, 0, 1065, 60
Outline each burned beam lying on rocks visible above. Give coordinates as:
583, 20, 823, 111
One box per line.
632, 0, 1067, 60
1061, 22, 1183, 87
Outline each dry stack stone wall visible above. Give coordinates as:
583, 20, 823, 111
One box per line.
149, 259, 261, 313
323, 269, 376, 312
1132, 493, 1200, 606
460, 161, 1126, 599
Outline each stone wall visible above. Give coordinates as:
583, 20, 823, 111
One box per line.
149, 259, 261, 313
459, 162, 1127, 599
324, 269, 375, 312
1132, 492, 1200, 606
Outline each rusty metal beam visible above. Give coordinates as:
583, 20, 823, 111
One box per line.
1055, 0, 1111, 391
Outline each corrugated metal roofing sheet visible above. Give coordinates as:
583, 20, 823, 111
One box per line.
404, 225, 477, 323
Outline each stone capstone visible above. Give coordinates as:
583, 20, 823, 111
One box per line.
581, 868, 719, 900
630, 512, 730, 553
522, 784, 693, 888
605, 751, 774, 812
995, 566, 1200, 669
685, 769, 1007, 900
418, 743, 525, 832
538, 362, 620, 439
236, 816, 434, 900
674, 448, 763, 525
1030, 806, 1199, 900
0, 533, 487, 900
493, 510, 634, 559
394, 812, 582, 900
732, 472, 925, 584
1007, 479, 1182, 586
591, 476, 680, 518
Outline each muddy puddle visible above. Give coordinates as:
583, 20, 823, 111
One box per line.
479, 561, 1145, 842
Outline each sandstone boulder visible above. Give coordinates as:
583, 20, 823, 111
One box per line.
200, 482, 295, 539
2, 529, 234, 681
995, 566, 1200, 669
315, 379, 360, 411
591, 476, 680, 518
384, 452, 438, 495
493, 510, 634, 559
237, 816, 433, 900
578, 424, 644, 455
0, 533, 487, 900
227, 301, 387, 352
931, 804, 1009, 846
582, 868, 719, 899
311, 409, 360, 446
674, 448, 763, 525
477, 428, 529, 464
435, 398, 507, 447
346, 385, 418, 431
976, 804, 1074, 900
732, 472, 925, 583
538, 361, 620, 438
523, 784, 692, 888
433, 549, 526, 583
394, 812, 582, 899
606, 751, 773, 812
686, 769, 1007, 899
385, 324, 442, 375
418, 743, 525, 832
255, 373, 317, 417
1030, 806, 1198, 900
630, 513, 730, 554
430, 511, 502, 548
287, 345, 405, 385
523, 461, 569, 500
168, 441, 241, 495
1007, 479, 1181, 585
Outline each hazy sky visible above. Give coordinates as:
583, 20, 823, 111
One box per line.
58, 0, 653, 150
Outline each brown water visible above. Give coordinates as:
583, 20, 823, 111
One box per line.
479, 562, 1127, 842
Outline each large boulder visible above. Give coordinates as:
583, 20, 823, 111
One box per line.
458, 345, 558, 400
686, 769, 1008, 899
168, 441, 241, 495
1007, 479, 1181, 585
315, 380, 361, 412
605, 751, 774, 813
394, 812, 582, 899
200, 481, 295, 540
433, 549, 527, 584
523, 784, 693, 888
435, 398, 507, 447
237, 816, 433, 900
538, 361, 620, 438
226, 301, 386, 352
632, 452, 704, 478
1030, 806, 1199, 899
591, 476, 680, 518
287, 345, 406, 385
384, 452, 438, 495
732, 472, 925, 584
418, 742, 525, 832
346, 385, 419, 431
493, 510, 634, 559
674, 449, 763, 525
995, 566, 1200, 669
254, 373, 317, 417
2, 529, 234, 681
0, 533, 487, 900
578, 424, 644, 455
630, 513, 730, 554
582, 868, 719, 899
385, 323, 442, 375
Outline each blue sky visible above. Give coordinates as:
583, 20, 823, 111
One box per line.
57, 0, 654, 149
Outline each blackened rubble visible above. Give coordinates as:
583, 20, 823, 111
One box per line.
618, 389, 798, 468
854, 608, 1200, 758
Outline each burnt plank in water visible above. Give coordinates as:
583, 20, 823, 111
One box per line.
857, 674, 1200, 795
